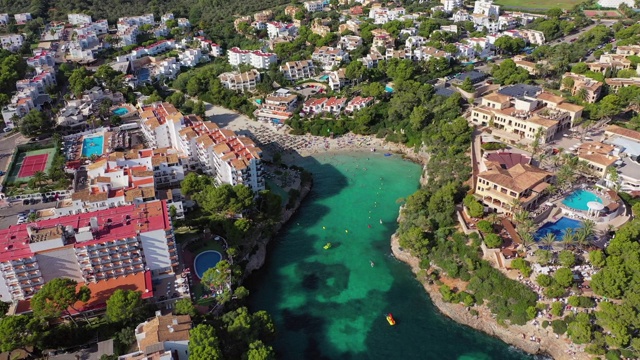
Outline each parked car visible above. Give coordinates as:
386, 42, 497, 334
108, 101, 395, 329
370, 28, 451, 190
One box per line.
22, 199, 29, 205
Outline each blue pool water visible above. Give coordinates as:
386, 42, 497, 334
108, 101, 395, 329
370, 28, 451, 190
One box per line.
562, 189, 602, 211
534, 217, 583, 241
112, 107, 129, 116
319, 75, 329, 81
385, 86, 394, 93
194, 250, 222, 279
81, 136, 104, 157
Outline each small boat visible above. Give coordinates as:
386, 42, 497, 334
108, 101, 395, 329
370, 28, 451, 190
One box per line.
323, 242, 332, 250
384, 153, 392, 157
386, 313, 396, 326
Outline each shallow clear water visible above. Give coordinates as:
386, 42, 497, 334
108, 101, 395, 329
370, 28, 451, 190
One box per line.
81, 135, 104, 157
112, 107, 129, 116
535, 217, 583, 241
247, 153, 533, 360
561, 189, 602, 211
193, 250, 222, 279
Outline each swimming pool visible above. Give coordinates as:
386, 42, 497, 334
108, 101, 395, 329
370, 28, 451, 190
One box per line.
81, 135, 104, 157
319, 75, 329, 81
194, 250, 223, 279
112, 107, 129, 116
534, 217, 583, 241
385, 86, 394, 93
562, 189, 602, 211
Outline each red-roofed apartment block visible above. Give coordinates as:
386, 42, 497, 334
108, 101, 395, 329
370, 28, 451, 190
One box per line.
0, 200, 177, 303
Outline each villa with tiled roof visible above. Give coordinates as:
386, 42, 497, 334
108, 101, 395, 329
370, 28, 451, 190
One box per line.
476, 162, 553, 214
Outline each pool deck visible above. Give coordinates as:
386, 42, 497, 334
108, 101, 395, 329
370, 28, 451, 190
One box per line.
533, 185, 631, 243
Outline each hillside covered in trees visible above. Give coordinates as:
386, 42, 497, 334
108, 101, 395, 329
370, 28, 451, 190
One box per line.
0, 0, 291, 24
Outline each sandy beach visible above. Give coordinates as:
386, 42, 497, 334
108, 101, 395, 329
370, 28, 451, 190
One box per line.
205, 104, 390, 161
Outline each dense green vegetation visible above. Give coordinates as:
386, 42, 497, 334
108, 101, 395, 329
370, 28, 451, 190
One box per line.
0, 50, 27, 108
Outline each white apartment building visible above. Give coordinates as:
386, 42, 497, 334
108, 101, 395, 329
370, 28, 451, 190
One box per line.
179, 48, 208, 68
218, 70, 261, 92
266, 22, 297, 39
338, 35, 363, 51
473, 0, 500, 17
227, 47, 278, 69
519, 29, 545, 45
405, 35, 427, 50
0, 14, 9, 26
443, 0, 463, 12
177, 18, 190, 28
369, 7, 406, 24
413, 46, 451, 61
312, 46, 349, 71
118, 26, 139, 47
280, 60, 315, 81
328, 68, 348, 91
193, 36, 223, 57
117, 14, 155, 30
345, 96, 374, 113
161, 13, 175, 23
150, 57, 181, 80
68, 13, 92, 25
14, 13, 32, 25
304, 0, 326, 12
0, 34, 24, 52
453, 10, 471, 22
27, 50, 54, 68
359, 50, 384, 69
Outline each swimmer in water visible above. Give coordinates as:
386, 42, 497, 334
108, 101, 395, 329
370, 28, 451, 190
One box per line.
370, 260, 375, 267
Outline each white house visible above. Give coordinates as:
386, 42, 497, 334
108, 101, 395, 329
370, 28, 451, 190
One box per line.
68, 13, 92, 25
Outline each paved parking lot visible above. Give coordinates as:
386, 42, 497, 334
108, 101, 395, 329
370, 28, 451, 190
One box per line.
0, 201, 55, 229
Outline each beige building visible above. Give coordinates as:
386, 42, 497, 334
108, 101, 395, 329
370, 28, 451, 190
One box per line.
254, 10, 273, 22
218, 69, 261, 92
476, 162, 553, 214
616, 45, 640, 56
605, 77, 640, 93
561, 72, 603, 103
587, 54, 631, 73
576, 141, 618, 178
514, 60, 538, 75
470, 92, 583, 144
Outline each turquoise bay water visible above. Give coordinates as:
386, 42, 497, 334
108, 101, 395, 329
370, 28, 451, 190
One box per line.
561, 189, 602, 211
248, 153, 533, 360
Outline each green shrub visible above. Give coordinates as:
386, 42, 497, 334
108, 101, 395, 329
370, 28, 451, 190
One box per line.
551, 301, 564, 317
481, 142, 507, 151
484, 233, 502, 248
536, 274, 554, 287
551, 319, 568, 334
476, 220, 493, 233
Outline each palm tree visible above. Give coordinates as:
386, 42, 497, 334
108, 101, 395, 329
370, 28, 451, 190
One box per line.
520, 232, 534, 250
574, 221, 595, 250
514, 210, 530, 226
487, 212, 500, 225
576, 88, 589, 103
509, 198, 522, 213
33, 171, 47, 187
541, 233, 557, 250
562, 228, 576, 250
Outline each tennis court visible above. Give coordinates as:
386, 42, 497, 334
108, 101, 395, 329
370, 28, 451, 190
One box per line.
19, 154, 49, 177
6, 147, 57, 184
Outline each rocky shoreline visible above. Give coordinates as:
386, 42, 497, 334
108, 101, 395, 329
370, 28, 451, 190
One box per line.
243, 177, 313, 276
390, 233, 589, 360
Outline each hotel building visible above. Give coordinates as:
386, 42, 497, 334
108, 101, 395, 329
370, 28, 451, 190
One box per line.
0, 200, 176, 303
470, 91, 583, 144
